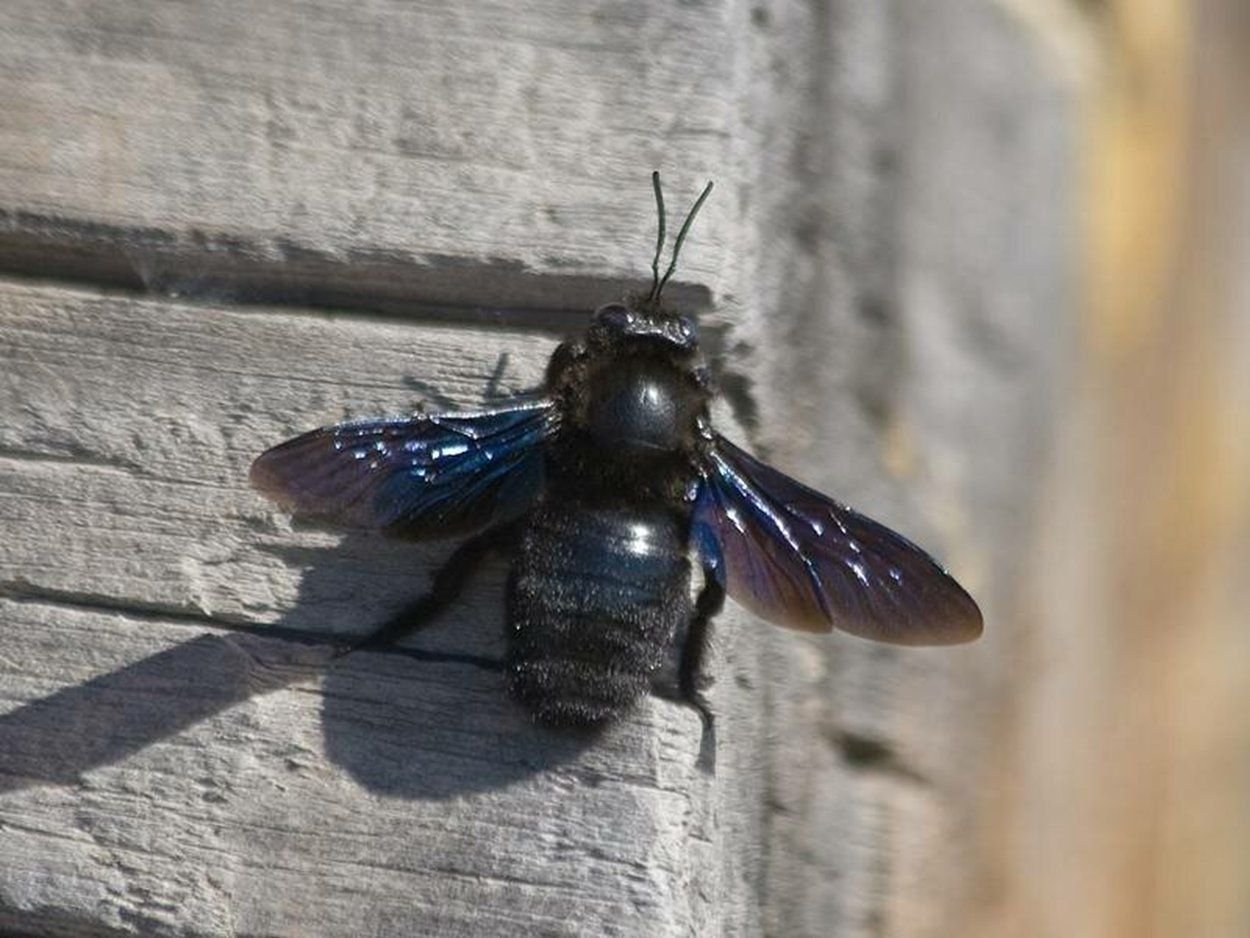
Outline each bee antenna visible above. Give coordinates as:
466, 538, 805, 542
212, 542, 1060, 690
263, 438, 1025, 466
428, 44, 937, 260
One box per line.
655, 179, 713, 305
647, 171, 667, 308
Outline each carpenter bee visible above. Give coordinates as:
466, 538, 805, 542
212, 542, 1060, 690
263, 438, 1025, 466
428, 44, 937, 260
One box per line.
251, 174, 982, 736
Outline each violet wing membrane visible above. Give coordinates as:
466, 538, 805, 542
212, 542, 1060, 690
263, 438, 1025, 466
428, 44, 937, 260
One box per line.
249, 401, 559, 540
689, 434, 983, 645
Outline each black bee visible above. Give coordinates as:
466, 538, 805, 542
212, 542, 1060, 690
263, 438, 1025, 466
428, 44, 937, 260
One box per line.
251, 174, 982, 735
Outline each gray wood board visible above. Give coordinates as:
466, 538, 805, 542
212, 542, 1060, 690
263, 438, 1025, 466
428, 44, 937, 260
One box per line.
0, 0, 1076, 935
0, 0, 734, 310
1, 283, 556, 630
0, 282, 770, 936
0, 599, 729, 937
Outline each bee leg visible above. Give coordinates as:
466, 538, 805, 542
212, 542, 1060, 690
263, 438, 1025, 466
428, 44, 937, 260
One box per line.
677, 570, 725, 771
680, 570, 725, 715
480, 352, 549, 401
337, 523, 519, 657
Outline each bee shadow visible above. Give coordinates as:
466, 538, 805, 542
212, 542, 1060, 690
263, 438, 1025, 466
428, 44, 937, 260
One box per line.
0, 532, 596, 799
310, 535, 603, 798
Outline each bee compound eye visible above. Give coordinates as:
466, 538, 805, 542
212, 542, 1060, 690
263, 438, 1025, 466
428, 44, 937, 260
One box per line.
593, 303, 634, 330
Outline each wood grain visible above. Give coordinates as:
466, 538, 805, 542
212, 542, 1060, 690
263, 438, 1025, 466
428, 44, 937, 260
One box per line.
0, 1, 1077, 935
0, 0, 733, 303
0, 282, 770, 935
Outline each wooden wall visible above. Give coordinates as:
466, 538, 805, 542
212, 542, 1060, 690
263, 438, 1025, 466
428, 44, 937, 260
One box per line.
985, 2, 1250, 936
4, 1, 1239, 936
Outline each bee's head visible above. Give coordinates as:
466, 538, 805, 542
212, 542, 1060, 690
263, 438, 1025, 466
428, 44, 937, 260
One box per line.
587, 302, 699, 353
585, 172, 713, 354
546, 174, 715, 457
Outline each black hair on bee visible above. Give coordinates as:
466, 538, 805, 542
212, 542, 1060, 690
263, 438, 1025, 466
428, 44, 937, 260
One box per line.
252, 174, 982, 749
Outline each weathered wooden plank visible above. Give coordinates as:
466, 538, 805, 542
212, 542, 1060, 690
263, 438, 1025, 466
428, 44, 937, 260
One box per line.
0, 280, 557, 632
0, 279, 772, 936
0, 598, 737, 937
0, 0, 733, 300
0, 0, 1080, 935
739, 3, 1077, 934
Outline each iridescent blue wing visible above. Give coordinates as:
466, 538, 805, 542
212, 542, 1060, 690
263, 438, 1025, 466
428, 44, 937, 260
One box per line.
250, 401, 558, 539
691, 435, 982, 645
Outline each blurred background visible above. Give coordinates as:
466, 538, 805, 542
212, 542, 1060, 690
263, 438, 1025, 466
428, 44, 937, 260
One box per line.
992, 2, 1250, 936
0, 1, 1246, 936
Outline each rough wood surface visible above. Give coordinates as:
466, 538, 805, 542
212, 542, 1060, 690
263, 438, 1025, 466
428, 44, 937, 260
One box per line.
0, 1, 1075, 936
0, 0, 734, 311
0, 284, 768, 937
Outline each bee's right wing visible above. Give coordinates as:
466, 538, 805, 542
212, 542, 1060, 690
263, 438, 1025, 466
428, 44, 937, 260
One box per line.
250, 401, 559, 539
690, 434, 982, 645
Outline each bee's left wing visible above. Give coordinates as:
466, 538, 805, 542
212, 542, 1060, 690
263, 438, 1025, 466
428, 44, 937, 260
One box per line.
250, 401, 558, 539
691, 435, 982, 645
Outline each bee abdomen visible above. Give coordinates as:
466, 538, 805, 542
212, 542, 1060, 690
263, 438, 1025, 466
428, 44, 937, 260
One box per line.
507, 502, 692, 726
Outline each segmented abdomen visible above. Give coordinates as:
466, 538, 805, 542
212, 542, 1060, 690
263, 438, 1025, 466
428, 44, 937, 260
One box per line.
506, 501, 692, 726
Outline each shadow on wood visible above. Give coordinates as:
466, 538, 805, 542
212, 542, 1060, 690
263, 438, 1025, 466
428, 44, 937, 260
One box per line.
0, 532, 603, 799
